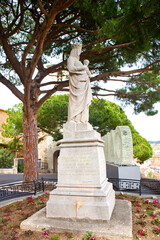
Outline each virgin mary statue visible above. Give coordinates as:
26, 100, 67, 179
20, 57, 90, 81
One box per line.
67, 43, 92, 123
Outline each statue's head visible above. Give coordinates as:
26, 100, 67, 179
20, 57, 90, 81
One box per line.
83, 59, 89, 66
70, 42, 82, 58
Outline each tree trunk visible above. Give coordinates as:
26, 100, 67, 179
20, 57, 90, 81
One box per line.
23, 107, 39, 182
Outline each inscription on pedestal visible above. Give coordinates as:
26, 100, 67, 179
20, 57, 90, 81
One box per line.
58, 146, 101, 185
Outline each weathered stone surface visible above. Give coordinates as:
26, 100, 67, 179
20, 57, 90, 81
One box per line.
46, 121, 115, 221
103, 126, 133, 165
106, 163, 140, 180
47, 180, 115, 221
67, 43, 92, 123
21, 199, 132, 240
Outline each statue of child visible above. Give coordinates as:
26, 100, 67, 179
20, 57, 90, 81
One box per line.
83, 59, 92, 79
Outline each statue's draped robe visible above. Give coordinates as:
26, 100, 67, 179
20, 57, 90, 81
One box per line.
67, 56, 92, 122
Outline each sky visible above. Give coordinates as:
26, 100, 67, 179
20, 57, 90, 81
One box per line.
0, 81, 160, 142
0, 55, 160, 142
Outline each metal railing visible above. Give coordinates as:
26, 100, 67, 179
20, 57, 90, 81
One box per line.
0, 181, 37, 201
41, 177, 57, 192
0, 177, 57, 202
0, 177, 159, 202
108, 178, 160, 196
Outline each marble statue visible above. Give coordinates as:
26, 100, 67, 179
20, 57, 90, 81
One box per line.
67, 43, 92, 123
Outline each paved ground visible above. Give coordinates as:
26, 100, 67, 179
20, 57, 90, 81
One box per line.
0, 173, 57, 185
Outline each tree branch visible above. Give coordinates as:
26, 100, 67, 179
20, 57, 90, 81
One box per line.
0, 73, 24, 102
144, 60, 160, 69
39, 81, 60, 87
90, 65, 160, 82
36, 79, 69, 109
83, 37, 111, 49
28, 0, 76, 79
36, 60, 67, 83
37, 58, 45, 72
38, 0, 49, 17
21, 25, 39, 73
54, 23, 97, 34
11, 42, 28, 47
82, 41, 136, 58
129, 75, 160, 91
7, 0, 24, 37
0, 20, 24, 83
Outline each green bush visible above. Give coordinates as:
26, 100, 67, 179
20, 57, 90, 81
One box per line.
18, 162, 24, 172
0, 148, 14, 168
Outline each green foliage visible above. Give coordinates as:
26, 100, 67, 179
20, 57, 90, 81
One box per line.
50, 236, 60, 240
2, 104, 23, 150
18, 162, 24, 173
90, 99, 153, 163
38, 95, 68, 141
82, 231, 95, 240
89, 98, 130, 135
0, 148, 14, 168
38, 95, 152, 162
3, 95, 153, 162
66, 233, 73, 239
117, 72, 160, 115
133, 133, 153, 163
0, 0, 160, 114
147, 171, 157, 179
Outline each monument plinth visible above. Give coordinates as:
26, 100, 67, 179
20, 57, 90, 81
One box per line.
20, 43, 132, 239
103, 126, 140, 191
46, 121, 115, 220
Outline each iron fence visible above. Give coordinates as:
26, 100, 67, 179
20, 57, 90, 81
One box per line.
0, 177, 57, 202
108, 178, 160, 196
41, 177, 57, 192
0, 177, 159, 202
0, 181, 37, 202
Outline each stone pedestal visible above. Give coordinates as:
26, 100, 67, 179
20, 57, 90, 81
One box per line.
46, 121, 115, 221
21, 122, 132, 239
107, 162, 140, 190
106, 163, 140, 180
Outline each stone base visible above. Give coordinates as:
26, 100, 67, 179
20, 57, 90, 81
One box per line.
106, 163, 140, 190
106, 163, 140, 180
48, 121, 115, 221
46, 179, 115, 220
20, 199, 132, 240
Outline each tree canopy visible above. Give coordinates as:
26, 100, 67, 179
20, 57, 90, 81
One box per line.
2, 95, 153, 163
0, 0, 159, 181
0, 0, 160, 113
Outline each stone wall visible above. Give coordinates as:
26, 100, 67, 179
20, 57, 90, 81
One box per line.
46, 135, 59, 173
38, 134, 59, 173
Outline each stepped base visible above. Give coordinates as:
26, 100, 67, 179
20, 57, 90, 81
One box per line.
20, 199, 132, 240
47, 179, 115, 220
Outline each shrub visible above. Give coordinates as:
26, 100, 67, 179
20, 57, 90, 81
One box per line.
18, 162, 24, 172
0, 148, 14, 168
